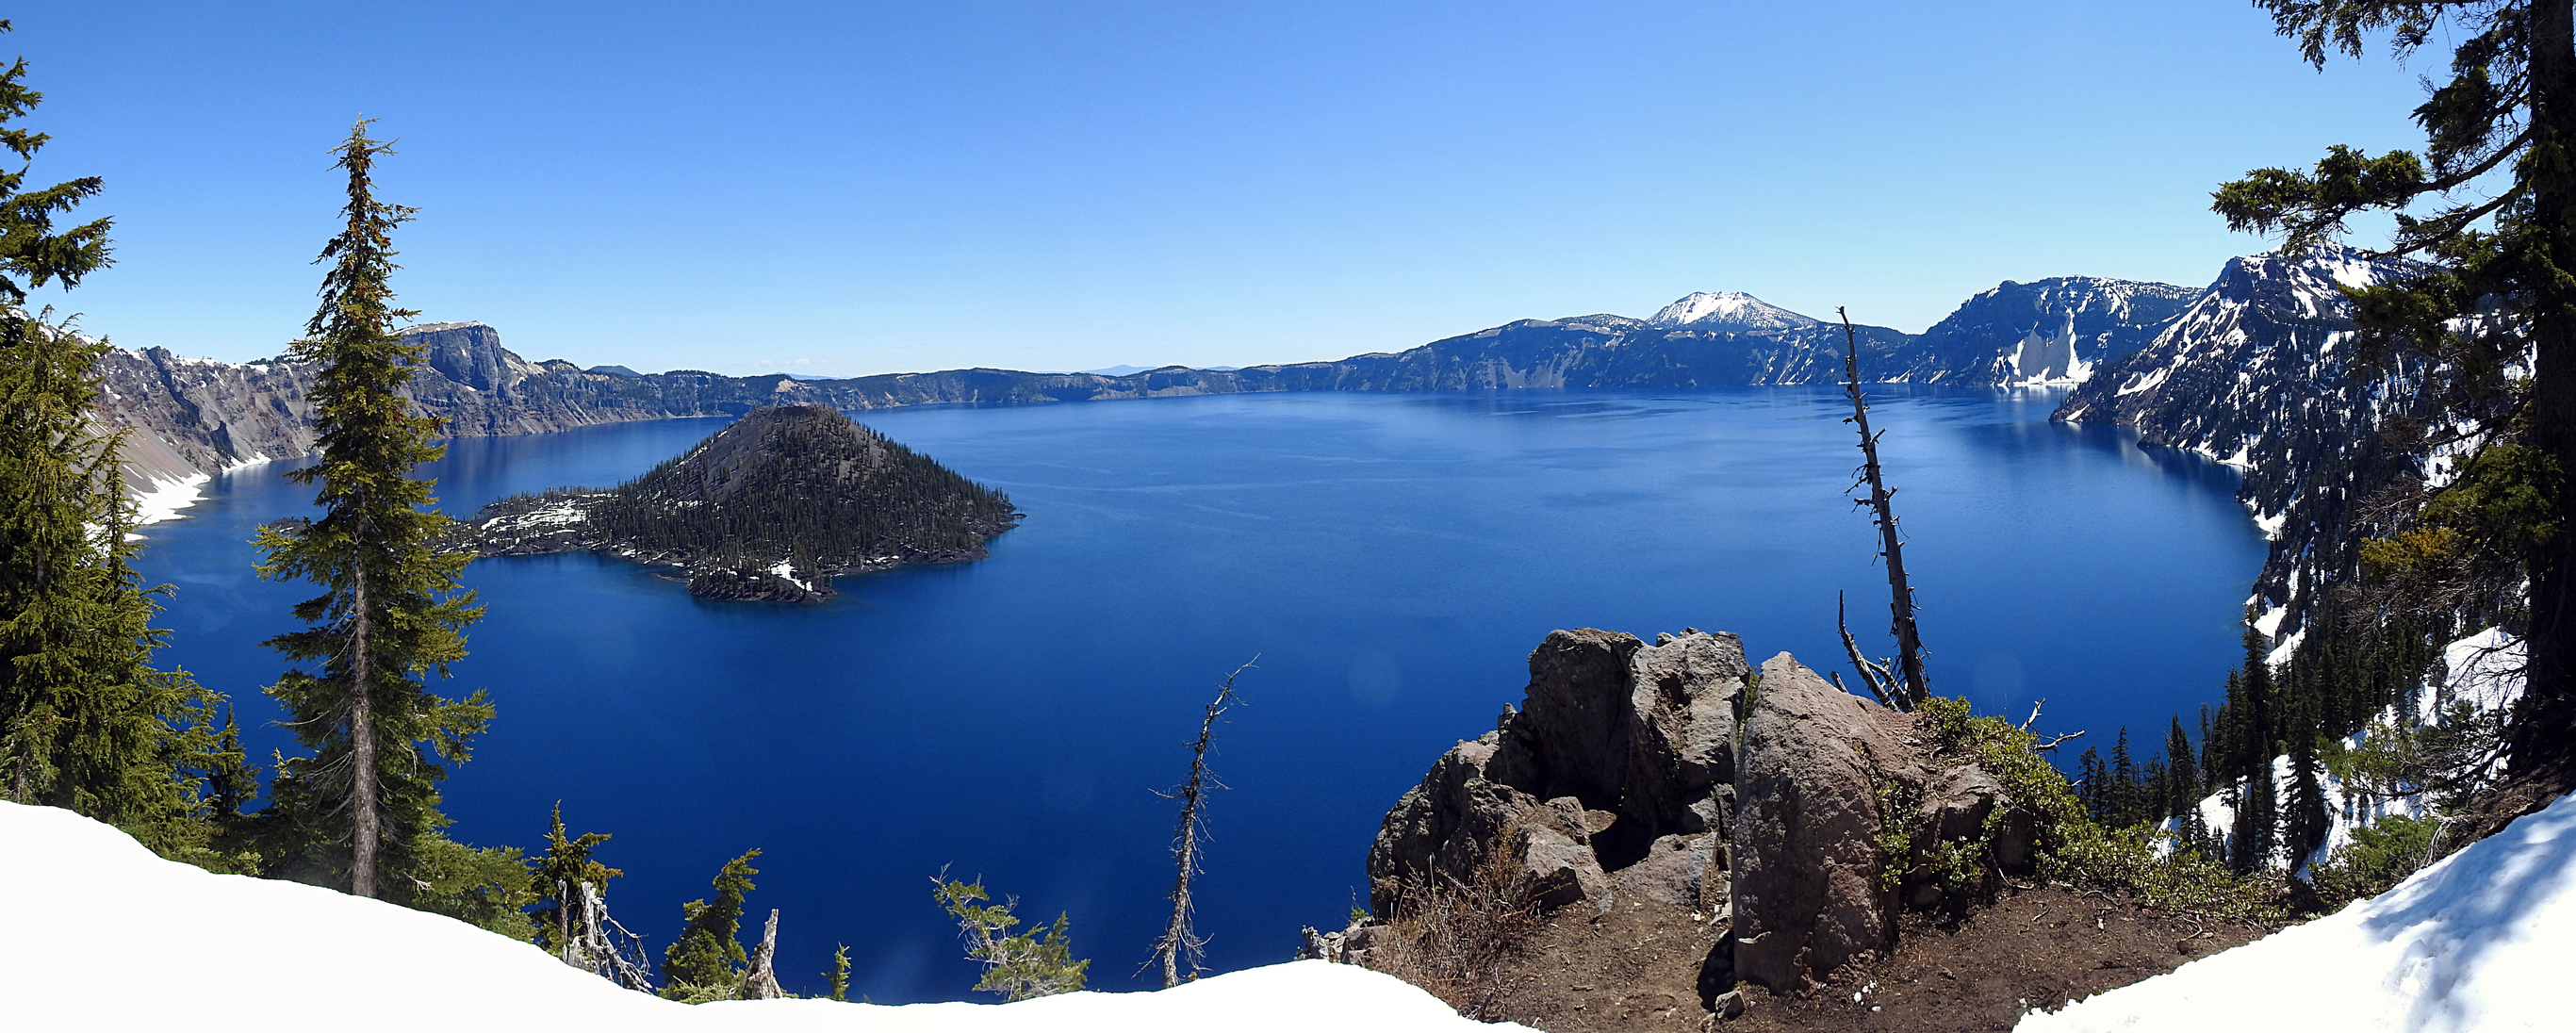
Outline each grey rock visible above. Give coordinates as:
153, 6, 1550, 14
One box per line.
1365, 628, 1751, 916
1727, 652, 1922, 993
1516, 824, 1611, 910
1612, 833, 1715, 907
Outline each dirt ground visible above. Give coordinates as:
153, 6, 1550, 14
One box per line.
1480, 883, 2272, 1033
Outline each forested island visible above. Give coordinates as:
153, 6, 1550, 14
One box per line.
467, 403, 1019, 601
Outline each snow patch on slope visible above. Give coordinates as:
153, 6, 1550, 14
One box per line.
0, 801, 1518, 1032
2023, 786, 2575, 1033
130, 471, 210, 527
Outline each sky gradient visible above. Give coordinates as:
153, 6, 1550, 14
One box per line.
18, 2, 2439, 375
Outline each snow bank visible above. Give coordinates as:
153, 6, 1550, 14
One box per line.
2021, 790, 2576, 1032
130, 470, 211, 526
0, 801, 1522, 1033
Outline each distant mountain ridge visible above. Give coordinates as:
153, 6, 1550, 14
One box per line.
94, 276, 2204, 494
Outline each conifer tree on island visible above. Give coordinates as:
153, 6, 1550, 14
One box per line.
254, 119, 489, 899
0, 20, 222, 855
2214, 0, 2576, 826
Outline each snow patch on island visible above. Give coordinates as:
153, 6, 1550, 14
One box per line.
766, 560, 813, 593
0, 800, 1524, 1032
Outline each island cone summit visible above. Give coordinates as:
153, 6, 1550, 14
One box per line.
468, 403, 1018, 600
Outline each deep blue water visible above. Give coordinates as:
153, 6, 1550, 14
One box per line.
132, 387, 2265, 1003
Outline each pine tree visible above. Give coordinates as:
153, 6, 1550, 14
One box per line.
0, 22, 218, 850
2215, 0, 2576, 804
2230, 621, 2280, 873
2286, 728, 2332, 869
2167, 716, 2206, 848
2109, 727, 2141, 828
254, 119, 486, 898
533, 802, 623, 956
663, 848, 761, 997
2076, 746, 2109, 825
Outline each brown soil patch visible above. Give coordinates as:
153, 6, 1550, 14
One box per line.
1480, 884, 2272, 1033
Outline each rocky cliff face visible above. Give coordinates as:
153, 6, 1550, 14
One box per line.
1365, 628, 1747, 919
2052, 245, 2463, 638
1908, 277, 2201, 386
92, 321, 823, 491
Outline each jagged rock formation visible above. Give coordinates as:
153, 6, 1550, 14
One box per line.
466, 403, 1017, 601
1357, 629, 2041, 1005
94, 280, 2197, 498
2053, 245, 2462, 637
1366, 628, 1747, 917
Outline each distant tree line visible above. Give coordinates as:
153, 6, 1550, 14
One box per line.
2073, 587, 2497, 882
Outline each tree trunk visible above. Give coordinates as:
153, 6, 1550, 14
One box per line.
2507, 0, 2576, 792
1839, 311, 1928, 709
349, 565, 377, 898
743, 909, 784, 999
1154, 661, 1250, 988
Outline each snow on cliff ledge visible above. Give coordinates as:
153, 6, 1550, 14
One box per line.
0, 801, 1525, 1033
2019, 789, 2576, 1033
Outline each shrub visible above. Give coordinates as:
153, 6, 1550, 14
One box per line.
2308, 813, 2441, 912
932, 874, 1089, 1001
1372, 827, 1540, 1021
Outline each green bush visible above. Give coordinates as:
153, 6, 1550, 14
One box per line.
2308, 813, 2440, 912
1917, 697, 2286, 925
2043, 821, 2285, 925
933, 875, 1089, 1001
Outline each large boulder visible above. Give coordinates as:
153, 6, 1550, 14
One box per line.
1366, 628, 1749, 916
1719, 652, 2043, 993
1725, 652, 1923, 993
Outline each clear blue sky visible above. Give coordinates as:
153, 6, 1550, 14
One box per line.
16, 1, 2434, 376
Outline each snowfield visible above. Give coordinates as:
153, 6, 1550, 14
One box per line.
2020, 789, 2576, 1032
0, 801, 1526, 1032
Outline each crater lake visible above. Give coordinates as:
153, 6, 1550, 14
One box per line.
131, 386, 2266, 1003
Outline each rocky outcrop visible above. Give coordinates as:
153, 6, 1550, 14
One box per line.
1366, 628, 1748, 917
1718, 653, 2038, 994
1360, 629, 2046, 1007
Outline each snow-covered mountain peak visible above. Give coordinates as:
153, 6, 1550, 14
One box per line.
1648, 291, 1822, 332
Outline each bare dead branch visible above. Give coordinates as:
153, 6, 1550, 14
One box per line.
1147, 657, 1256, 988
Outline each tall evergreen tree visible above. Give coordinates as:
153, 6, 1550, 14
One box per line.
254, 119, 486, 898
664, 848, 761, 997
2076, 746, 2109, 825
0, 23, 217, 849
2167, 715, 2207, 847
2109, 727, 2142, 827
2285, 728, 2333, 868
2215, 0, 2576, 808
2231, 623, 2281, 873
